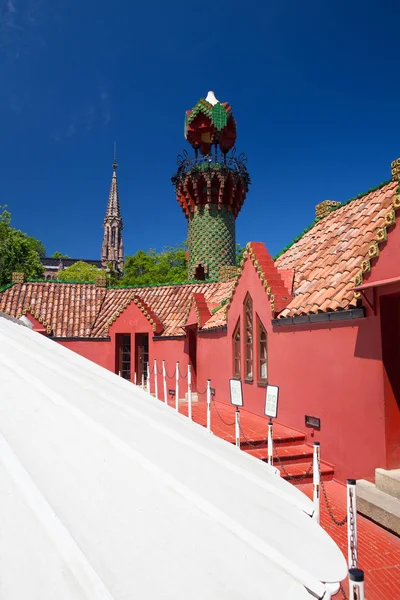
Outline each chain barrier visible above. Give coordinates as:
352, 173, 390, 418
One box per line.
339, 583, 348, 599
272, 439, 314, 481
238, 421, 268, 448
191, 381, 208, 396
211, 398, 236, 426
165, 366, 176, 380
178, 366, 188, 379
320, 478, 348, 527
157, 365, 164, 375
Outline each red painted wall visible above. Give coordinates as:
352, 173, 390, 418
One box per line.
223, 256, 387, 481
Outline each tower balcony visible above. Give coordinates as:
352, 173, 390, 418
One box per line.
172, 148, 251, 219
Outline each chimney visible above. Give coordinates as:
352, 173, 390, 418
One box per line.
315, 200, 341, 220
392, 157, 400, 181
95, 274, 108, 288
12, 272, 25, 284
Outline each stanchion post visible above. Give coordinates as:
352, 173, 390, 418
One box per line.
141, 372, 144, 388
348, 568, 364, 600
134, 372, 137, 385
313, 442, 320, 524
206, 379, 211, 432
154, 359, 158, 400
147, 363, 151, 394
267, 418, 273, 466
175, 361, 179, 412
187, 364, 192, 420
235, 407, 240, 448
347, 479, 358, 569
162, 360, 167, 405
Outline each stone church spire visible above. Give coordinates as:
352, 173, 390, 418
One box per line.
101, 147, 124, 274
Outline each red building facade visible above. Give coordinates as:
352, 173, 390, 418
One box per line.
1, 97, 400, 485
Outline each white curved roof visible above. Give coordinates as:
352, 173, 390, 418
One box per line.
0, 316, 346, 599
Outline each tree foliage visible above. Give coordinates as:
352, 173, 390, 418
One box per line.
51, 251, 69, 259
0, 206, 45, 287
55, 261, 104, 283
120, 244, 187, 286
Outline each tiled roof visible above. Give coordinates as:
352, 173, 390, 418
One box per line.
0, 280, 235, 338
275, 180, 400, 318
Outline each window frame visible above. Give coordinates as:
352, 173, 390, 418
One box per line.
257, 317, 268, 386
232, 318, 241, 379
244, 294, 254, 382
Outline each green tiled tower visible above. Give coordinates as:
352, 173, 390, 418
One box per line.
172, 91, 250, 281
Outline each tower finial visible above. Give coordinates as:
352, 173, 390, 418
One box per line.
113, 142, 118, 170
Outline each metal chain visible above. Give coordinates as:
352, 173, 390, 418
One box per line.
178, 366, 188, 379
320, 478, 348, 527
339, 582, 348, 599
191, 382, 208, 395
273, 440, 314, 481
211, 398, 236, 426
238, 421, 268, 448
165, 367, 176, 380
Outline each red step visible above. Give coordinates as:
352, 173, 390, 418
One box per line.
277, 461, 334, 484
245, 443, 313, 464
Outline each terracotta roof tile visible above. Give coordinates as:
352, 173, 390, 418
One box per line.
0, 280, 235, 338
275, 181, 399, 317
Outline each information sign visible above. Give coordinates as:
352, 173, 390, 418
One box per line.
265, 385, 279, 419
229, 379, 243, 407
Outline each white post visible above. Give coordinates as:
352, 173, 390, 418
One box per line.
348, 568, 364, 600
206, 380, 211, 433
147, 364, 151, 393
134, 372, 137, 385
313, 442, 320, 524
347, 479, 358, 569
175, 361, 179, 412
162, 360, 167, 405
141, 372, 144, 388
118, 370, 121, 377
235, 407, 240, 448
187, 364, 192, 420
267, 418, 273, 466
154, 359, 158, 400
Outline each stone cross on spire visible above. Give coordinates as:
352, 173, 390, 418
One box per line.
101, 146, 124, 274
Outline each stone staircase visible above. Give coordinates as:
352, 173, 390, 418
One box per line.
357, 468, 400, 535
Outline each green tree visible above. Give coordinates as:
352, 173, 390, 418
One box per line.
0, 206, 45, 287
55, 261, 104, 283
236, 243, 246, 266
120, 244, 187, 286
51, 251, 69, 259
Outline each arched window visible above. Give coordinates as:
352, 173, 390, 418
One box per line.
258, 318, 268, 383
111, 228, 116, 247
233, 319, 241, 379
244, 294, 253, 381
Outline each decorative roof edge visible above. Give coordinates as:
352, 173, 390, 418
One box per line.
352, 185, 400, 303
15, 306, 52, 335
104, 292, 164, 335
20, 278, 222, 289
218, 242, 291, 320
273, 179, 392, 261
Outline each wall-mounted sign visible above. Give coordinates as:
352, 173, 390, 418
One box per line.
265, 385, 279, 419
305, 415, 321, 430
168, 389, 176, 397
229, 379, 243, 407
210, 387, 216, 397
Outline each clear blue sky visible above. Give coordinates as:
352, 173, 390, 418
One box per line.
1, 0, 399, 259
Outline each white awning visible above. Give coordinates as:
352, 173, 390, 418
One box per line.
0, 316, 346, 599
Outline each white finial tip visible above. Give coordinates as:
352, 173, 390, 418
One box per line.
206, 91, 219, 105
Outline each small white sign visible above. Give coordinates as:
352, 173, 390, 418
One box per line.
229, 379, 243, 407
265, 385, 279, 419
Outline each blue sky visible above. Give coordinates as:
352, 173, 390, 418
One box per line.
1, 0, 399, 259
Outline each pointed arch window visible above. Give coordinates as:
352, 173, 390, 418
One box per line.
258, 318, 268, 384
233, 319, 241, 379
244, 294, 253, 381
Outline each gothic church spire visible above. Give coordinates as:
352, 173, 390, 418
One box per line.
101, 147, 124, 274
